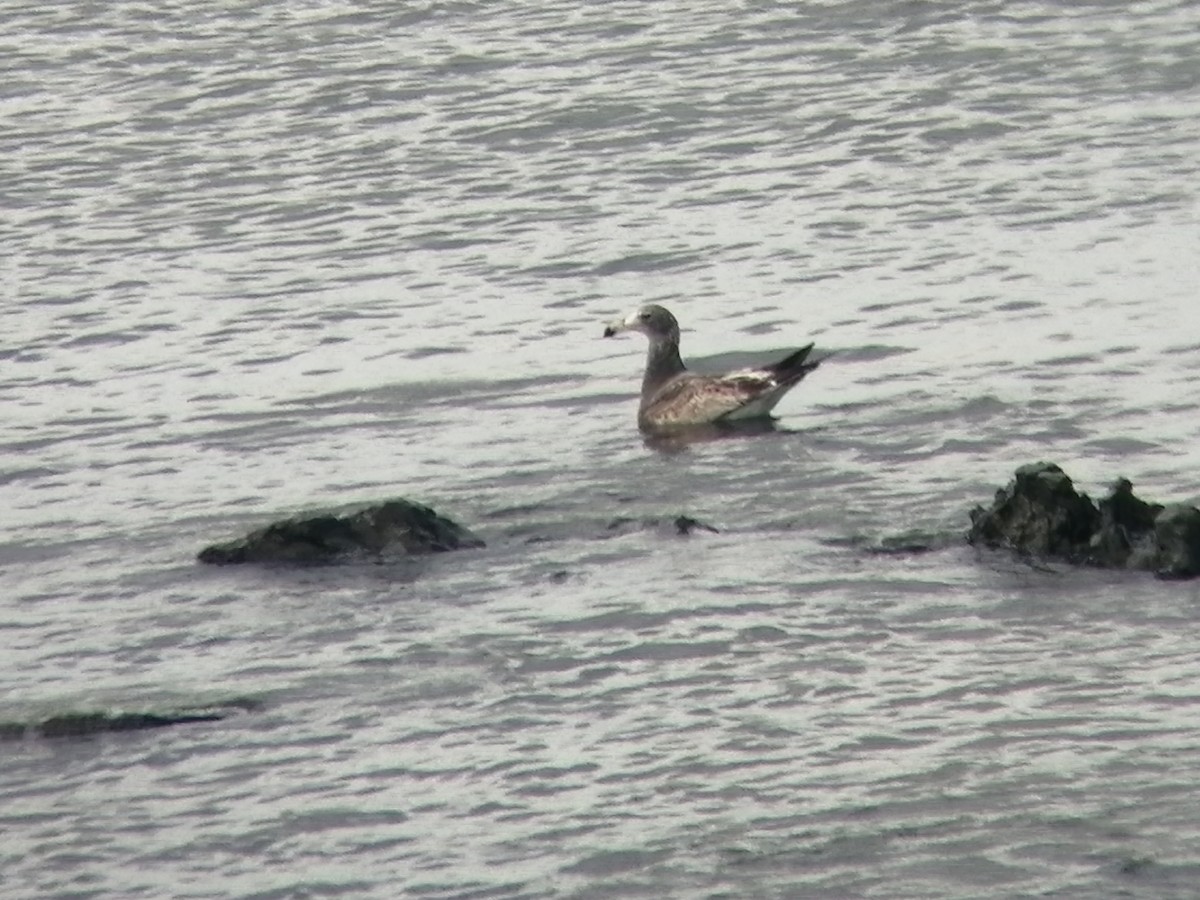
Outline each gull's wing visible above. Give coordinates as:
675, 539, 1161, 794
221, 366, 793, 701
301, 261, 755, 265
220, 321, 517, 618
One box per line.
641, 370, 786, 428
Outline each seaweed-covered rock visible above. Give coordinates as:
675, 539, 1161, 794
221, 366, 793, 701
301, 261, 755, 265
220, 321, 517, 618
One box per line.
969, 463, 1200, 579
199, 499, 484, 566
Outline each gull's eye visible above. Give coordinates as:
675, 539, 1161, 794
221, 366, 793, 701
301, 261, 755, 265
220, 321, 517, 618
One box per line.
638, 310, 651, 321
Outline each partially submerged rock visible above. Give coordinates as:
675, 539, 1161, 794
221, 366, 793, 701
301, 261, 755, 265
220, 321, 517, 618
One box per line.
969, 463, 1200, 579
199, 499, 484, 566
671, 514, 720, 536
968, 463, 1100, 563
1093, 478, 1163, 570
0, 698, 259, 741
1154, 504, 1200, 579
604, 514, 720, 537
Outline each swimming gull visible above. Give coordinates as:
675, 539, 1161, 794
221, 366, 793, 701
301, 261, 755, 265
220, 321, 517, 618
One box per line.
603, 304, 821, 432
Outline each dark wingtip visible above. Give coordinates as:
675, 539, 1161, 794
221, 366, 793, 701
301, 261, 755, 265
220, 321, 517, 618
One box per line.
772, 343, 823, 380
603, 326, 617, 337
775, 343, 815, 368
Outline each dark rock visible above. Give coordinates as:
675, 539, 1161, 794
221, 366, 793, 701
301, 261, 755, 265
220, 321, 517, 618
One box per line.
0, 698, 260, 741
970, 463, 1200, 579
38, 710, 222, 737
198, 499, 484, 565
673, 515, 720, 536
1154, 505, 1200, 580
968, 462, 1099, 562
604, 514, 719, 537
1091, 478, 1163, 569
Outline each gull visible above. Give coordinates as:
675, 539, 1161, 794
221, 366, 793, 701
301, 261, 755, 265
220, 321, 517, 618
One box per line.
603, 304, 821, 432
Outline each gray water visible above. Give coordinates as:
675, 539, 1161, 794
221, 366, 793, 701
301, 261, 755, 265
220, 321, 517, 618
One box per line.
4, 1, 1200, 897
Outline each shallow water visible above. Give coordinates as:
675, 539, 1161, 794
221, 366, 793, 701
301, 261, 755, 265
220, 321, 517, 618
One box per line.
4, 1, 1200, 897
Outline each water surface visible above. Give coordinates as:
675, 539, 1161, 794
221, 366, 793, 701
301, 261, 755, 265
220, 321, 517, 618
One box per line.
3, 1, 1200, 897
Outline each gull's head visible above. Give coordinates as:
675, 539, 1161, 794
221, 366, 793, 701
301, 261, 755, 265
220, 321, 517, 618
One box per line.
602, 304, 681, 344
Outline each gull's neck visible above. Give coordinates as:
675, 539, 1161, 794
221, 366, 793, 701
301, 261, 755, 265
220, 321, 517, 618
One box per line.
641, 336, 685, 405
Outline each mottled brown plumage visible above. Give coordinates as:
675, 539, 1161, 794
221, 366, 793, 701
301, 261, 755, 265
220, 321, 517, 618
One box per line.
603, 304, 821, 432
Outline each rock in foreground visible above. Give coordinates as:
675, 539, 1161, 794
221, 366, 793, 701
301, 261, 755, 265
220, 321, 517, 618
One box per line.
968, 462, 1200, 579
199, 499, 484, 566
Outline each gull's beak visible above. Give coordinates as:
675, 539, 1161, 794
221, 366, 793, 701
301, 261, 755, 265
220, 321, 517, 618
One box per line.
603, 310, 636, 338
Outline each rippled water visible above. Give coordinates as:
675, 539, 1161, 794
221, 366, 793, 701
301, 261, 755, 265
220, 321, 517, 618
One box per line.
4, 1, 1200, 897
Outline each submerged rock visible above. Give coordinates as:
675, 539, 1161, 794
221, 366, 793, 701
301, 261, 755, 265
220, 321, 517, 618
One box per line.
969, 463, 1200, 579
198, 499, 484, 566
864, 530, 958, 556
